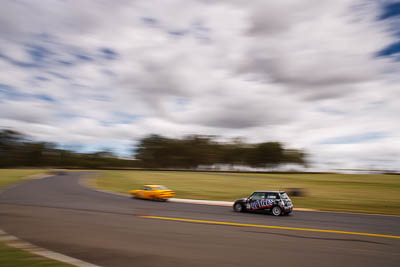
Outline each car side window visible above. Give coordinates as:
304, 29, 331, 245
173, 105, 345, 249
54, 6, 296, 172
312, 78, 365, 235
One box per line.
250, 192, 266, 200
266, 193, 278, 199
143, 187, 152, 191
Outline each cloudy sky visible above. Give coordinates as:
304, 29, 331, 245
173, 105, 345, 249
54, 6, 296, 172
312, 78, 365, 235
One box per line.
1, 0, 400, 171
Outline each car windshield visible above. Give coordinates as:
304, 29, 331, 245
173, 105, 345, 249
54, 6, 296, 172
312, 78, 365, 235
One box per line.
280, 192, 289, 199
157, 186, 168, 190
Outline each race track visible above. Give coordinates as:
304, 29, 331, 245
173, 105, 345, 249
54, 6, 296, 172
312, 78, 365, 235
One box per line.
0, 172, 399, 267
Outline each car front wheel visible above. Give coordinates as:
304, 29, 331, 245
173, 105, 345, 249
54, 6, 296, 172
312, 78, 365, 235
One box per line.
233, 203, 244, 212
272, 206, 282, 216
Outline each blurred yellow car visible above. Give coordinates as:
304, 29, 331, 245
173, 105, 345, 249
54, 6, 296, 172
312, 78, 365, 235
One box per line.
129, 185, 175, 201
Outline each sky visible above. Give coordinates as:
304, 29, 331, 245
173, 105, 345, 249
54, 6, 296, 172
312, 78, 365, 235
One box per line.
1, 0, 400, 171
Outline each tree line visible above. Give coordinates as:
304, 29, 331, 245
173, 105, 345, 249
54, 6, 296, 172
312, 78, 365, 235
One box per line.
135, 135, 307, 169
0, 130, 136, 168
0, 130, 307, 169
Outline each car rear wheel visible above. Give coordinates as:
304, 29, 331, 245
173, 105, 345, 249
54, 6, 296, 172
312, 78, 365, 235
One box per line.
272, 206, 282, 216
233, 203, 243, 212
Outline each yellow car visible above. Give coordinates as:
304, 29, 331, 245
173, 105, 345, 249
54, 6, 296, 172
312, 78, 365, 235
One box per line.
129, 185, 175, 201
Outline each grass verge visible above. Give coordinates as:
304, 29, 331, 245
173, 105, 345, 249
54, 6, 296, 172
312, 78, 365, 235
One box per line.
94, 170, 400, 215
0, 242, 74, 267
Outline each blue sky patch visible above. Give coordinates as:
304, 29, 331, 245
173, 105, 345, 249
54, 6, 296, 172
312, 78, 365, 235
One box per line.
319, 132, 385, 145
75, 54, 92, 61
0, 83, 55, 102
108, 112, 142, 124
25, 44, 52, 63
0, 52, 39, 68
175, 97, 189, 106
100, 48, 118, 60
35, 76, 50, 81
100, 113, 142, 126
192, 20, 212, 43
58, 60, 74, 66
74, 141, 133, 157
141, 17, 158, 25
101, 69, 116, 77
56, 113, 80, 119
168, 30, 187, 37
379, 2, 400, 20
377, 2, 400, 58
48, 71, 70, 80
33, 94, 55, 102
377, 41, 400, 57
0, 83, 23, 99
0, 83, 15, 91
316, 107, 347, 115
90, 94, 112, 102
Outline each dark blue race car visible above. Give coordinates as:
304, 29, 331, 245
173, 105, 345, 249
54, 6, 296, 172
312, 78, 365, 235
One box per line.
233, 191, 293, 216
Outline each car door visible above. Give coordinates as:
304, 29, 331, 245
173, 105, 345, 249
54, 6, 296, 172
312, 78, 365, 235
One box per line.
265, 192, 280, 208
141, 186, 152, 199
248, 192, 268, 210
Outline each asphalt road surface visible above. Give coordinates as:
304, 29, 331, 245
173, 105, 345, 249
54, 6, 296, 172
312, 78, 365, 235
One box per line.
0, 172, 399, 267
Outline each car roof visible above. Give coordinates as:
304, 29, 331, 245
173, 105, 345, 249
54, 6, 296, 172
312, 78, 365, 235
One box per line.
254, 190, 285, 193
144, 185, 163, 188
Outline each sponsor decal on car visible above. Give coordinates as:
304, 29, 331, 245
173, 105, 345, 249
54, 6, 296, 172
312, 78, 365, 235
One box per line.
250, 199, 275, 210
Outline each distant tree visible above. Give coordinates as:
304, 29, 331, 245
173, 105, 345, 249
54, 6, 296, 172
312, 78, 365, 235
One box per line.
245, 142, 284, 167
134, 135, 307, 169
0, 130, 27, 167
135, 135, 170, 167
283, 149, 308, 167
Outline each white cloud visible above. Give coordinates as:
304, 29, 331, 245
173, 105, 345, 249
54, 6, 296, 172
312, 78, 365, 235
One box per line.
0, 0, 400, 170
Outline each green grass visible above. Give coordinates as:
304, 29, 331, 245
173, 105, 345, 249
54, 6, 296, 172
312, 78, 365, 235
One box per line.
94, 170, 400, 215
0, 243, 73, 267
0, 169, 50, 190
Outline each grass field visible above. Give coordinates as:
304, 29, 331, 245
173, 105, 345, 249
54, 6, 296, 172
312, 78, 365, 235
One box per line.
95, 170, 400, 215
0, 243, 73, 267
0, 169, 50, 190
